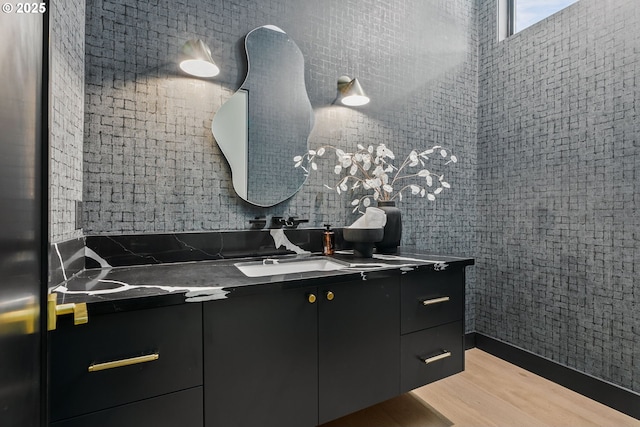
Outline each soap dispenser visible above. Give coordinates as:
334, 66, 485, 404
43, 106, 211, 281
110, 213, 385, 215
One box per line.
322, 224, 335, 256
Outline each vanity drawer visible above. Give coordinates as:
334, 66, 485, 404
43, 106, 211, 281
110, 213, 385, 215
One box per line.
400, 321, 464, 393
401, 268, 464, 334
51, 386, 203, 427
50, 303, 203, 422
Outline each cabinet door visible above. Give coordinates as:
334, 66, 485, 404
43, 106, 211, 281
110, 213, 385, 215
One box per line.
204, 287, 318, 427
50, 387, 203, 427
318, 278, 400, 424
50, 303, 203, 422
401, 268, 464, 334
400, 321, 464, 393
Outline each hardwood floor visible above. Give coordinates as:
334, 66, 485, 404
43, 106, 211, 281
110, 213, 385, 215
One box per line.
322, 349, 640, 427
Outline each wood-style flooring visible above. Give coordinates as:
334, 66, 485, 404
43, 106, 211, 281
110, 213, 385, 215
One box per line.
322, 348, 640, 427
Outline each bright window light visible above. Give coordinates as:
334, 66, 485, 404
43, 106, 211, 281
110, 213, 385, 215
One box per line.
515, 0, 580, 33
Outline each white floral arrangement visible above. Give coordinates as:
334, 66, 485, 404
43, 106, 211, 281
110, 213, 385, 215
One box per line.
294, 143, 458, 212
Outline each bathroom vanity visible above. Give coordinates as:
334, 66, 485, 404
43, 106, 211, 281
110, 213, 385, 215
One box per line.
48, 248, 472, 427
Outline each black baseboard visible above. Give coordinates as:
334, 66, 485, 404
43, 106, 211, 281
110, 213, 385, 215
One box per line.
464, 332, 476, 350
468, 333, 640, 421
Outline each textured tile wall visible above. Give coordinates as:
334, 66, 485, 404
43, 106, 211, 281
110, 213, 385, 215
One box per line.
50, 0, 85, 243
83, 0, 478, 328
477, 0, 639, 391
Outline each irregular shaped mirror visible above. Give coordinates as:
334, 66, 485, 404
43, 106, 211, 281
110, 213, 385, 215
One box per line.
212, 25, 314, 207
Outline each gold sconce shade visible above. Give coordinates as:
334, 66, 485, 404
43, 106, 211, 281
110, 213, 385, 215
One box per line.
337, 75, 370, 106
179, 39, 220, 78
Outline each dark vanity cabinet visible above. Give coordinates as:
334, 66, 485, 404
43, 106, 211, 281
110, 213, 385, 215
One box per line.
203, 277, 400, 427
399, 268, 465, 393
49, 261, 469, 427
49, 304, 203, 427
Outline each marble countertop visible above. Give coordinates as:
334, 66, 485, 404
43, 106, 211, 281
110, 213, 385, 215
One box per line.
51, 249, 474, 314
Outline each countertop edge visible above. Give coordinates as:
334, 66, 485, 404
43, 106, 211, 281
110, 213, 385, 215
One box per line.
51, 251, 475, 315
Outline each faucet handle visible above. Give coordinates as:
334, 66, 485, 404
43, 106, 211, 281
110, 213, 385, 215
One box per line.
269, 216, 284, 229
285, 217, 309, 228
249, 216, 267, 229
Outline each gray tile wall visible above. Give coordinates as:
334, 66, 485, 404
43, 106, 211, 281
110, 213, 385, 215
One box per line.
83, 0, 478, 329
477, 0, 639, 391
50, 0, 85, 243
49, 0, 640, 394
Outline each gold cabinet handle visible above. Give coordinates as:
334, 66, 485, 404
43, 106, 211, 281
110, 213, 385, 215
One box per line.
325, 291, 335, 301
88, 353, 160, 372
422, 351, 452, 364
421, 296, 450, 306
48, 293, 89, 331
307, 293, 317, 304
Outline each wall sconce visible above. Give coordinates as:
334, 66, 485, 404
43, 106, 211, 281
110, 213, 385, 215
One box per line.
179, 39, 220, 78
336, 75, 370, 106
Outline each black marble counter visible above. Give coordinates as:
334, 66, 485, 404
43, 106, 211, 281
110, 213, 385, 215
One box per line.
51, 250, 474, 314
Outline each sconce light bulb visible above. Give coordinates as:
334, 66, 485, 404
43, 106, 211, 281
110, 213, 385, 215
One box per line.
337, 76, 369, 107
341, 94, 370, 106
179, 39, 220, 78
179, 59, 220, 78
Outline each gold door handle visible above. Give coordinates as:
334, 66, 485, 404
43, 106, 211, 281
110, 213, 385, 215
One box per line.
48, 293, 89, 331
422, 351, 452, 364
307, 293, 317, 304
325, 291, 334, 301
88, 353, 159, 372
421, 296, 450, 306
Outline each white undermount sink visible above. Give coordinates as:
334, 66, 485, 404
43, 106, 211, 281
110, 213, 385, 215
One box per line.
234, 257, 349, 277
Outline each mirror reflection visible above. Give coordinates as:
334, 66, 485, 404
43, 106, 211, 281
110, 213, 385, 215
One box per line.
212, 25, 314, 207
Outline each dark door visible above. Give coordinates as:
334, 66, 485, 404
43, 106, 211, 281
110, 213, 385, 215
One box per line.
318, 278, 400, 424
203, 287, 318, 427
0, 8, 48, 427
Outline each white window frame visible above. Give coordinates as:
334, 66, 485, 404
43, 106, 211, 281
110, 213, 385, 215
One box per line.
497, 0, 515, 41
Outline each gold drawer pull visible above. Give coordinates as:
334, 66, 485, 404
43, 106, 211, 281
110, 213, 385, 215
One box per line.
422, 351, 452, 364
421, 296, 450, 306
88, 353, 159, 372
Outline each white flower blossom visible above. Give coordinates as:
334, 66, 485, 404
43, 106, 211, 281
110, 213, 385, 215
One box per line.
293, 143, 457, 211
372, 165, 385, 177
